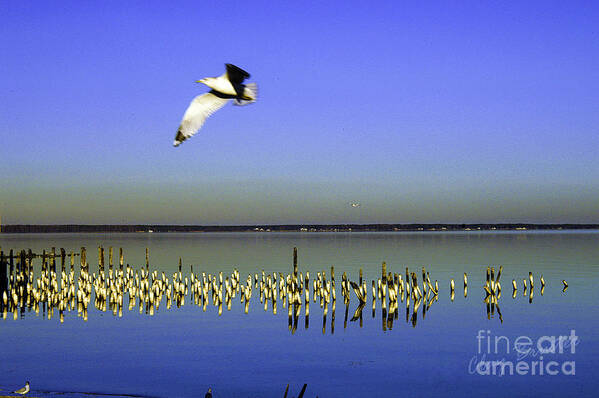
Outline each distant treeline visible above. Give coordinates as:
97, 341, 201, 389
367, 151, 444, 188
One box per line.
2, 224, 599, 233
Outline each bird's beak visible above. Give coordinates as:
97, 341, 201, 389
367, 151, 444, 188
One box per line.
195, 79, 205, 84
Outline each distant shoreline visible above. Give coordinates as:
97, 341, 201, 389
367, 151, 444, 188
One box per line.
1, 224, 598, 233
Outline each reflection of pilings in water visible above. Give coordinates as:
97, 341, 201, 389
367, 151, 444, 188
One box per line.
1, 247, 565, 329
371, 280, 376, 318
386, 302, 395, 330
343, 300, 348, 329
292, 302, 299, 334
331, 299, 336, 334
351, 302, 364, 323
411, 298, 420, 327
322, 301, 327, 335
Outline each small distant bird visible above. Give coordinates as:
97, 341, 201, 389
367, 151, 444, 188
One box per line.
13, 381, 30, 395
349, 202, 361, 208
173, 64, 258, 146
205, 387, 212, 398
562, 280, 568, 288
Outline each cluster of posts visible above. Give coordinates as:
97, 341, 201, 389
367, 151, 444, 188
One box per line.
0, 246, 567, 330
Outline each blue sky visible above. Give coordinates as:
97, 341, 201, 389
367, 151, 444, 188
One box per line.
1, 1, 598, 224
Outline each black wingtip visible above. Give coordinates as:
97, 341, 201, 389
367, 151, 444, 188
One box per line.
174, 130, 186, 146
225, 63, 250, 83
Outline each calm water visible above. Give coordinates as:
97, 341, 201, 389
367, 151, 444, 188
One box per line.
1, 231, 598, 397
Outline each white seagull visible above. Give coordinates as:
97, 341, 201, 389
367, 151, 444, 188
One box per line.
13, 381, 30, 395
173, 63, 258, 147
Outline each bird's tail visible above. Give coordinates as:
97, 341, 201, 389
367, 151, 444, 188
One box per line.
234, 83, 258, 106
173, 129, 187, 147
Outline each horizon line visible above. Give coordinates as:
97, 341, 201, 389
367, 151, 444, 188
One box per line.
2, 223, 599, 234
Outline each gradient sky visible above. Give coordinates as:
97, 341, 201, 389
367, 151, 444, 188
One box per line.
1, 1, 598, 224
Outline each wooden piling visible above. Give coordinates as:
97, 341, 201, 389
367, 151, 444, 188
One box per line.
60, 248, 66, 272
81, 247, 86, 270
382, 262, 387, 284
51, 247, 56, 272
119, 248, 124, 270
293, 247, 298, 277
529, 272, 534, 289
145, 247, 149, 269
20, 250, 26, 278
305, 271, 310, 303
0, 250, 6, 298
108, 247, 113, 269
98, 246, 104, 270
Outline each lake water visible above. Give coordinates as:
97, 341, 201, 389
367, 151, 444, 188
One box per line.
1, 231, 598, 397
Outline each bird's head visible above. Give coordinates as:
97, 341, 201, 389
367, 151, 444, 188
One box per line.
195, 77, 214, 87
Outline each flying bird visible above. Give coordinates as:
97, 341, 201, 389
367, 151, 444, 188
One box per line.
13, 381, 30, 395
173, 64, 258, 147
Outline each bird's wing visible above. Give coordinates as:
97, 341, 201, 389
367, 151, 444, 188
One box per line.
173, 92, 230, 146
225, 63, 250, 85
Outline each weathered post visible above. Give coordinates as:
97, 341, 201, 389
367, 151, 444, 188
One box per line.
49, 247, 55, 272
330, 266, 335, 302
0, 250, 7, 302
293, 247, 298, 278
119, 248, 124, 271
359, 268, 363, 286
98, 246, 104, 271
20, 250, 27, 285
60, 248, 66, 272
8, 249, 14, 281
81, 247, 87, 271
